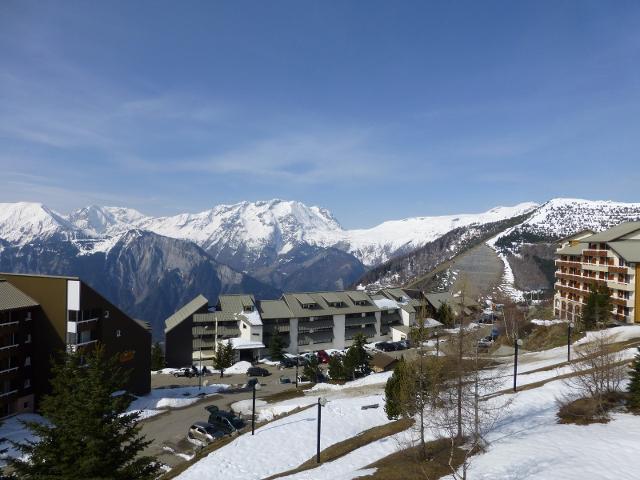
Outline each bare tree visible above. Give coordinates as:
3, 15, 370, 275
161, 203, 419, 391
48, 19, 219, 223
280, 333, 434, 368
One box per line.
563, 331, 627, 417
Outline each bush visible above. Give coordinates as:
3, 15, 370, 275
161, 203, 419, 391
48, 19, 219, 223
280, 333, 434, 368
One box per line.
557, 392, 626, 425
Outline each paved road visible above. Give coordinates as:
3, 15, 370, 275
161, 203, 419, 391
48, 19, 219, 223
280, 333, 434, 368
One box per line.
141, 364, 298, 468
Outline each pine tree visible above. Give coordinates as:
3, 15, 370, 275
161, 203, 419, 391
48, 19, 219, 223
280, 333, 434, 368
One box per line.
268, 330, 285, 360
150, 342, 164, 371
9, 345, 159, 480
384, 356, 416, 419
627, 348, 640, 411
214, 342, 235, 378
583, 283, 612, 330
328, 355, 346, 381
437, 302, 455, 328
303, 355, 321, 383
343, 333, 369, 380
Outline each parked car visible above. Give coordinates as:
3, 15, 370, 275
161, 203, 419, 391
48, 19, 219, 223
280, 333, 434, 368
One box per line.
187, 421, 226, 444
173, 367, 194, 378
316, 350, 330, 364
375, 341, 396, 352
397, 339, 410, 350
247, 366, 270, 377
278, 357, 298, 369
205, 406, 245, 434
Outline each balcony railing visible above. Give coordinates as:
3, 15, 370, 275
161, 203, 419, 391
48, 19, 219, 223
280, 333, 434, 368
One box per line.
0, 366, 18, 375
583, 249, 608, 257
0, 343, 19, 351
0, 389, 18, 398
345, 315, 376, 327
68, 339, 98, 353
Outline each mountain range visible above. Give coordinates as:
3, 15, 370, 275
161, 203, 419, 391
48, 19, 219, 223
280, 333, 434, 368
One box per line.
2, 198, 640, 337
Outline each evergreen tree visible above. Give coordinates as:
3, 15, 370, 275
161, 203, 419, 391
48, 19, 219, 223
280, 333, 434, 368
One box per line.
343, 333, 369, 380
437, 302, 455, 328
303, 355, 321, 383
384, 357, 416, 419
628, 348, 640, 411
9, 345, 159, 480
583, 283, 612, 330
327, 355, 346, 381
214, 342, 235, 378
150, 342, 164, 371
268, 330, 285, 360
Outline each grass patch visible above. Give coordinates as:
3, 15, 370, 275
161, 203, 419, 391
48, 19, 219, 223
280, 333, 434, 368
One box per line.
265, 418, 414, 480
263, 384, 313, 403
557, 392, 627, 425
525, 324, 584, 351
361, 438, 467, 480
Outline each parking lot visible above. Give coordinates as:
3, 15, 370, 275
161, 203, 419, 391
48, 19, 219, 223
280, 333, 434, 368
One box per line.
142, 362, 299, 468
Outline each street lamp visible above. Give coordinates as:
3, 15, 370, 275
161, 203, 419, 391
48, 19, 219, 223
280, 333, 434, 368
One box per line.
567, 322, 575, 362
434, 331, 440, 358
317, 397, 328, 463
513, 338, 523, 392
199, 325, 209, 390
251, 382, 262, 435
295, 345, 300, 389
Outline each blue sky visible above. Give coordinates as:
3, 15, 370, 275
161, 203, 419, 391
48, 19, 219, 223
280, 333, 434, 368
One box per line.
1, 1, 639, 228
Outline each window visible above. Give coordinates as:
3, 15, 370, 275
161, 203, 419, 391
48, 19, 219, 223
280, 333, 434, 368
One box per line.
25, 311, 32, 321
25, 334, 31, 344
23, 401, 29, 409
116, 329, 122, 338
104, 310, 110, 319
25, 356, 31, 367
24, 378, 31, 389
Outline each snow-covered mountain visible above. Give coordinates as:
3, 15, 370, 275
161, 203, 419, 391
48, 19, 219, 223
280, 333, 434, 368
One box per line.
0, 202, 83, 245
493, 198, 640, 253
67, 205, 148, 237
61, 199, 540, 267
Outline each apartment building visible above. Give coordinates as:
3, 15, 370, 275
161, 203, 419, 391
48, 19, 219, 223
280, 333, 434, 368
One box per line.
0, 273, 151, 419
0, 280, 38, 418
554, 221, 640, 324
164, 288, 437, 367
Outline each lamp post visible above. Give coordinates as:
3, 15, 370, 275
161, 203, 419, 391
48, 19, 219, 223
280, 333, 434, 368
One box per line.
295, 345, 300, 389
199, 325, 209, 390
567, 322, 575, 362
317, 397, 328, 463
434, 331, 440, 358
513, 338, 523, 392
251, 382, 262, 435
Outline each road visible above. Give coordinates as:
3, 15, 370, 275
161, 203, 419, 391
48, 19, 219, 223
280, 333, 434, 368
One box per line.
141, 364, 298, 468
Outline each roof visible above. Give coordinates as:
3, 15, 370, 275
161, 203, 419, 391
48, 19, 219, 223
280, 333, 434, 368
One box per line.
282, 291, 379, 317
369, 353, 398, 370
164, 294, 209, 333
259, 300, 294, 320
218, 294, 256, 313
557, 229, 595, 243
134, 319, 152, 331
346, 291, 370, 303
0, 280, 39, 311
391, 324, 411, 334
0, 272, 80, 281
424, 292, 476, 316
556, 244, 584, 256
320, 292, 341, 304
584, 221, 640, 243
608, 241, 640, 262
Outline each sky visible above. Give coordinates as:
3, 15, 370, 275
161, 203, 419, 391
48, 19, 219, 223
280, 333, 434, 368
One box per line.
1, 1, 639, 228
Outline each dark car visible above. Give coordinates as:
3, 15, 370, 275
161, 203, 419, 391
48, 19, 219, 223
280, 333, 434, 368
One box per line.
247, 366, 270, 377
205, 406, 245, 434
173, 367, 194, 378
278, 357, 297, 369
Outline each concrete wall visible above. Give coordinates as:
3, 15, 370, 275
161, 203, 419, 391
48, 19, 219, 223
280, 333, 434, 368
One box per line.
332, 314, 345, 350
287, 318, 298, 353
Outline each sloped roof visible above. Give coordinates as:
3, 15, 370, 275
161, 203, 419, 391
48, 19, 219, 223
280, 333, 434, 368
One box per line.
164, 294, 208, 333
0, 280, 39, 311
608, 241, 640, 262
369, 353, 398, 370
259, 300, 294, 319
218, 294, 256, 313
584, 221, 640, 243
556, 244, 584, 256
346, 291, 370, 303
283, 291, 379, 317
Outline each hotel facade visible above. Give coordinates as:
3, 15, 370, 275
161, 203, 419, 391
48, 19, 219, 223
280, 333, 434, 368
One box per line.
554, 221, 640, 324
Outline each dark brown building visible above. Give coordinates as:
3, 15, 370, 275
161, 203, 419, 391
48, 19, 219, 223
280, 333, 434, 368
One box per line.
0, 280, 39, 418
164, 294, 209, 368
0, 273, 151, 418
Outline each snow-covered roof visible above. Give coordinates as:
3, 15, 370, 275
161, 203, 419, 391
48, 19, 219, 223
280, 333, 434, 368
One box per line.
223, 338, 265, 350
373, 297, 399, 310
239, 309, 263, 326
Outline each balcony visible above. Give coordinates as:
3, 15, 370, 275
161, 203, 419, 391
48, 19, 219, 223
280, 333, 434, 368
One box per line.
555, 260, 582, 269
607, 280, 634, 292
609, 266, 628, 274
0, 389, 18, 399
345, 315, 376, 327
581, 263, 609, 273
583, 249, 609, 257
68, 339, 98, 353
0, 343, 19, 352
345, 326, 376, 339
381, 313, 402, 325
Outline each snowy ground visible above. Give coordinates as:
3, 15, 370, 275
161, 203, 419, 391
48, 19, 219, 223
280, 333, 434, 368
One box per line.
128, 384, 230, 419
174, 394, 391, 480
0, 413, 46, 467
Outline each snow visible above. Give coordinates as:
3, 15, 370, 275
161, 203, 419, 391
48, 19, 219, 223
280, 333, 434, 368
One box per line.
310, 371, 394, 392
0, 413, 47, 467
223, 338, 266, 350
0, 202, 81, 245
239, 309, 263, 326
531, 319, 567, 326
127, 384, 229, 419
174, 394, 390, 480
373, 298, 399, 310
